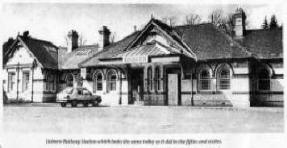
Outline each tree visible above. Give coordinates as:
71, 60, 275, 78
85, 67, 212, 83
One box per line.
3, 38, 15, 56
262, 16, 269, 29
269, 15, 279, 29
110, 32, 117, 43
65, 32, 87, 47
2, 37, 16, 65
185, 13, 201, 25
78, 33, 87, 46
208, 9, 225, 26
161, 16, 177, 26
225, 14, 234, 28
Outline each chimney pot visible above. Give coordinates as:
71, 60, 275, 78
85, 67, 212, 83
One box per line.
23, 31, 29, 38
67, 30, 79, 52
98, 26, 111, 51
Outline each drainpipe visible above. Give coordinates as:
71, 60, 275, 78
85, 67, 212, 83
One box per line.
16, 62, 20, 102
119, 72, 122, 105
31, 63, 34, 102
191, 72, 194, 106
191, 63, 196, 106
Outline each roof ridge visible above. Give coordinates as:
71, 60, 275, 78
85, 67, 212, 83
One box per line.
20, 35, 59, 49
175, 23, 213, 28
79, 31, 141, 67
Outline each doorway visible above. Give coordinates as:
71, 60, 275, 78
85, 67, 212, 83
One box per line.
166, 68, 181, 106
130, 68, 144, 104
167, 73, 180, 105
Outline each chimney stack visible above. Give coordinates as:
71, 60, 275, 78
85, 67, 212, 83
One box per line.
134, 25, 137, 32
23, 31, 29, 38
232, 8, 246, 39
67, 30, 79, 53
98, 26, 111, 51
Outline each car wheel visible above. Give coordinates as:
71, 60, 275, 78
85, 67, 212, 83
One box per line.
71, 101, 77, 107
83, 102, 89, 107
61, 102, 67, 107
92, 101, 99, 107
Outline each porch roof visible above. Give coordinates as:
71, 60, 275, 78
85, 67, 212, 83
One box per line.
114, 41, 179, 59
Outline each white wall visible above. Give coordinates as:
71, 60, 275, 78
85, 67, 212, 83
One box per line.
4, 45, 46, 102
6, 47, 34, 65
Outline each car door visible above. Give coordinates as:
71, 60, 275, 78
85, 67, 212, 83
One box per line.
83, 89, 93, 100
75, 88, 84, 100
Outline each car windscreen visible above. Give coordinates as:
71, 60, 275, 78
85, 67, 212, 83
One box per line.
83, 89, 91, 95
64, 88, 73, 94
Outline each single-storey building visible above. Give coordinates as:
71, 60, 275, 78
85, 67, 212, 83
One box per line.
2, 8, 283, 107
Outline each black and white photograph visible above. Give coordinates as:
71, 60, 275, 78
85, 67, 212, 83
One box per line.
0, 0, 285, 147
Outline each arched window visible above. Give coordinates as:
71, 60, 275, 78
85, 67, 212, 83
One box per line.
93, 72, 103, 93
107, 70, 117, 92
155, 67, 160, 91
199, 69, 211, 90
217, 67, 231, 90
147, 67, 153, 91
66, 73, 73, 87
258, 68, 270, 90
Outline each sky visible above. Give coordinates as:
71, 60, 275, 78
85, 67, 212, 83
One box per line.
0, 2, 283, 46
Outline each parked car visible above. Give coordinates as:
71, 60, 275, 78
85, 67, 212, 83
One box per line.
57, 87, 101, 107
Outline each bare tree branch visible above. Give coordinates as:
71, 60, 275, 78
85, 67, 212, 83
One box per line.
185, 13, 201, 25
208, 9, 225, 26
78, 33, 87, 46
110, 32, 117, 43
161, 16, 178, 26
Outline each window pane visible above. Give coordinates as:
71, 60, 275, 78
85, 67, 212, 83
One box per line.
259, 79, 270, 90
258, 69, 270, 90
155, 67, 160, 91
199, 70, 211, 90
97, 74, 102, 80
8, 73, 15, 91
107, 71, 117, 91
94, 73, 103, 92
23, 72, 29, 91
147, 67, 152, 91
219, 79, 230, 89
110, 82, 116, 90
111, 75, 116, 80
200, 79, 210, 90
97, 81, 103, 90
220, 70, 230, 78
218, 68, 230, 90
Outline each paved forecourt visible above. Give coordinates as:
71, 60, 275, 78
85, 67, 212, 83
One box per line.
3, 104, 284, 134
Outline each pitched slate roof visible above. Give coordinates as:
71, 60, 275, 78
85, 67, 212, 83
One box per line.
81, 19, 263, 67
115, 41, 179, 59
174, 23, 252, 60
15, 36, 59, 69
241, 28, 282, 59
58, 45, 99, 69
126, 18, 196, 59
5, 19, 282, 70
79, 31, 140, 67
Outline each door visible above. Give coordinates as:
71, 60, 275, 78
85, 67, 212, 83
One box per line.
130, 68, 144, 104
168, 74, 179, 105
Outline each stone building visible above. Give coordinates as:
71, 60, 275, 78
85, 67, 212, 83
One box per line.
2, 8, 283, 107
